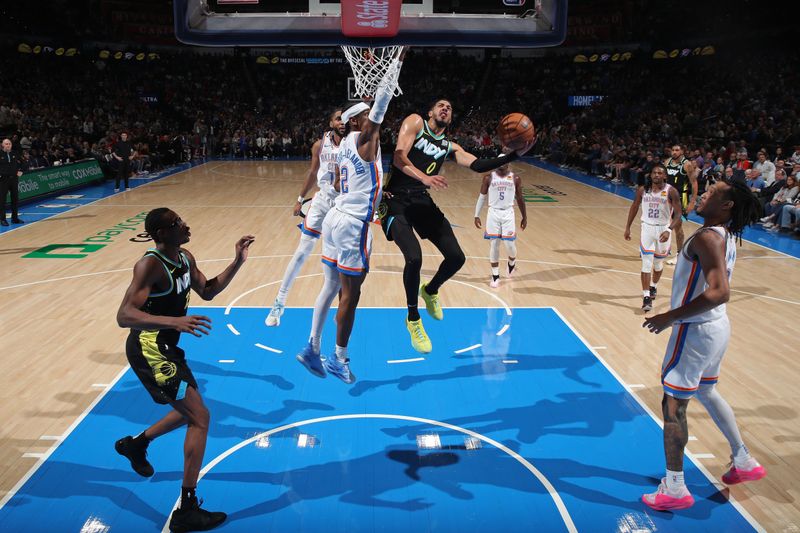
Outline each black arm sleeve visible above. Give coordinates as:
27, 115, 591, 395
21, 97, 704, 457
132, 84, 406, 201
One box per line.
469, 151, 519, 173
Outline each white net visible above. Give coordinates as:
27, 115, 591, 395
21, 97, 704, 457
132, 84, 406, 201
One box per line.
341, 45, 405, 99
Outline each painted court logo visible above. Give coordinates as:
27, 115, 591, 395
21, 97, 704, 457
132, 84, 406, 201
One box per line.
23, 211, 149, 259
355, 0, 390, 28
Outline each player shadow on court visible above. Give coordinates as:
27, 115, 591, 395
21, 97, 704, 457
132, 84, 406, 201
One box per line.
190, 359, 294, 391
348, 352, 601, 398
0, 246, 41, 255
5, 460, 167, 528
203, 444, 576, 526
514, 285, 638, 310
381, 391, 641, 446
31, 379, 333, 441
554, 248, 641, 262
458, 265, 604, 285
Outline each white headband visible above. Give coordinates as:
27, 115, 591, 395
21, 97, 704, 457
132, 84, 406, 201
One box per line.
342, 102, 370, 122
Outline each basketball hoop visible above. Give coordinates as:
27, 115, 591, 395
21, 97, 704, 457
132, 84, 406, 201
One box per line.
341, 45, 405, 99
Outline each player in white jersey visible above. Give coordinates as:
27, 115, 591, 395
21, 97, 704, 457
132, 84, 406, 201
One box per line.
624, 163, 682, 311
296, 54, 403, 384
474, 164, 527, 288
265, 109, 345, 326
640, 179, 764, 512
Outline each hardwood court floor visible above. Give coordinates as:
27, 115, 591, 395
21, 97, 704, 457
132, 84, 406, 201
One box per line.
0, 160, 796, 531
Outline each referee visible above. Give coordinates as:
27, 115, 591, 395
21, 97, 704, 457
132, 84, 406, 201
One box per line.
0, 138, 24, 226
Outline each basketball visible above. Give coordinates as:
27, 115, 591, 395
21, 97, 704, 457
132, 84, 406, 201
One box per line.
497, 112, 535, 152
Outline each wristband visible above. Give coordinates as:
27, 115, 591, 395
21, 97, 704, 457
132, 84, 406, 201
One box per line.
469, 151, 519, 173
297, 196, 305, 203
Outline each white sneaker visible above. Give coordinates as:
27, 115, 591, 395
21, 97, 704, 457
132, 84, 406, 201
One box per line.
265, 300, 285, 327
763, 222, 775, 228
666, 257, 677, 265
759, 216, 771, 223
489, 278, 500, 288
114, 188, 120, 192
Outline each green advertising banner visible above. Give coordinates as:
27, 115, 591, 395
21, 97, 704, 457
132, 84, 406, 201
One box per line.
17, 160, 104, 201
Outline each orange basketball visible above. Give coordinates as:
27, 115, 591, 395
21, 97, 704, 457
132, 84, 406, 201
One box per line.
497, 112, 535, 152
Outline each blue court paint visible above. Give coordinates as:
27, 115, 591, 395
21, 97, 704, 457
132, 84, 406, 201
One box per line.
0, 308, 758, 532
524, 158, 800, 259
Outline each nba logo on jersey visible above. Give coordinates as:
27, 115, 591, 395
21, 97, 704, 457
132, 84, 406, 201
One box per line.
503, 0, 525, 5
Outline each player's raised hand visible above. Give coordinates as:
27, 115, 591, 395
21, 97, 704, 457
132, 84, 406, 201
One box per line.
173, 315, 212, 337
235, 235, 256, 262
421, 174, 448, 190
513, 139, 536, 157
474, 216, 482, 229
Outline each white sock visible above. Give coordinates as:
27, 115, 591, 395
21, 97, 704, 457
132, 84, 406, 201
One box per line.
309, 335, 321, 353
650, 282, 658, 289
665, 469, 685, 492
696, 385, 749, 465
276, 235, 316, 305
491, 266, 500, 277
643, 290, 650, 297
335, 344, 348, 362
309, 265, 340, 350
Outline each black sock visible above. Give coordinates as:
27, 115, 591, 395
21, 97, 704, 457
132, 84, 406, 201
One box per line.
492, 274, 500, 281
407, 305, 420, 321
423, 284, 437, 296
180, 486, 197, 508
508, 262, 516, 274
132, 431, 151, 447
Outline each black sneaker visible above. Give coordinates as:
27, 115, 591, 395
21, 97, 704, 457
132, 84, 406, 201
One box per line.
642, 296, 653, 312
649, 286, 657, 299
115, 436, 154, 477
169, 498, 227, 532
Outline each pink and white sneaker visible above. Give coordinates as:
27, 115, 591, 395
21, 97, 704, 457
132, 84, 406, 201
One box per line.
642, 479, 695, 511
489, 278, 500, 289
722, 458, 767, 485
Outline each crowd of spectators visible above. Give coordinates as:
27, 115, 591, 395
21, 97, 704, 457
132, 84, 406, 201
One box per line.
1, 42, 797, 235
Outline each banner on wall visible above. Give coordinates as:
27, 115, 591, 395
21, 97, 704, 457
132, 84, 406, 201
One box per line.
256, 56, 345, 65
573, 51, 633, 63
567, 95, 606, 107
17, 160, 104, 202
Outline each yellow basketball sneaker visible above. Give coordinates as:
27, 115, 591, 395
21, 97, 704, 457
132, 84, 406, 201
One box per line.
406, 318, 432, 353
419, 282, 443, 320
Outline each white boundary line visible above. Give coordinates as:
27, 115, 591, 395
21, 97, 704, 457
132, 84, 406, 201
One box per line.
254, 343, 283, 354
454, 343, 482, 354
0, 364, 131, 510
159, 413, 578, 533
549, 307, 765, 532
226, 323, 240, 336
387, 357, 425, 364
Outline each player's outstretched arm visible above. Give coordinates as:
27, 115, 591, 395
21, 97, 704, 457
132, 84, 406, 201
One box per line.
358, 56, 402, 162
117, 256, 211, 336
295, 140, 322, 216
624, 186, 644, 241
474, 174, 491, 228
514, 173, 527, 230
453, 142, 521, 174
685, 160, 699, 213
185, 236, 255, 301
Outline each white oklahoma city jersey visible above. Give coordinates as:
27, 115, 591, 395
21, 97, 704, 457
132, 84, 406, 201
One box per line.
671, 226, 736, 323
334, 131, 382, 222
641, 183, 673, 225
488, 171, 515, 209
317, 131, 340, 203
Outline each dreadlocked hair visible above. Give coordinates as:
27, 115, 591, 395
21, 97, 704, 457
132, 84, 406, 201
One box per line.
723, 178, 762, 244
